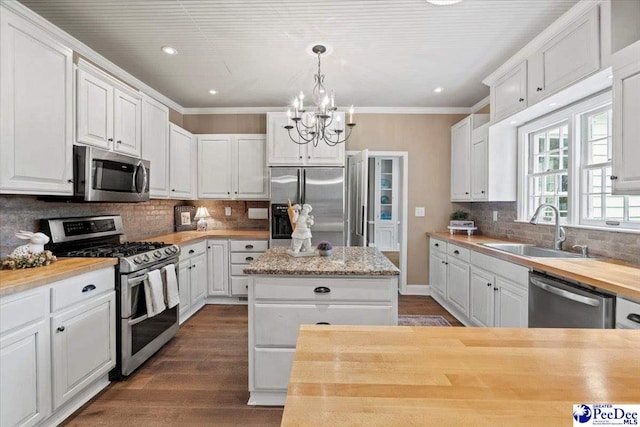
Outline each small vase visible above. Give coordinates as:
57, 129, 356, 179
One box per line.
318, 249, 332, 256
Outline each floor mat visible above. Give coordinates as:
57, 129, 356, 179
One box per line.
398, 314, 452, 327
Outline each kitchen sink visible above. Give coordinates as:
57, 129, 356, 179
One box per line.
479, 243, 586, 259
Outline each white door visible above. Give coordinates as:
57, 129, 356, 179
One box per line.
491, 61, 527, 122
197, 135, 232, 199
141, 96, 170, 198
307, 112, 346, 165
189, 253, 207, 306
236, 135, 268, 199
207, 241, 229, 296
428, 250, 447, 297
469, 268, 495, 327
177, 260, 191, 321
267, 113, 302, 165
113, 88, 142, 157
495, 277, 528, 328
347, 149, 369, 246
612, 58, 640, 195
451, 117, 471, 201
51, 292, 116, 409
76, 69, 113, 150
446, 259, 470, 316
169, 124, 195, 199
0, 10, 74, 195
470, 126, 488, 200
0, 321, 51, 427
528, 7, 600, 104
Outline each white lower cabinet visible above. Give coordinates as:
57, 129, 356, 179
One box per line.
248, 275, 398, 406
207, 240, 229, 296
428, 239, 471, 320
229, 239, 268, 297
494, 277, 528, 328
446, 258, 470, 316
470, 267, 495, 327
51, 292, 116, 409
178, 240, 207, 323
0, 267, 115, 427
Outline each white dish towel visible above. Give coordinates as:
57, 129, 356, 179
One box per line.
163, 264, 180, 309
144, 269, 166, 318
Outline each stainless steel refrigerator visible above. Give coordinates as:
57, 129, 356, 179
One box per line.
269, 167, 345, 247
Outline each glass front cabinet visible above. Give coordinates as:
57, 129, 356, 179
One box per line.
373, 158, 399, 251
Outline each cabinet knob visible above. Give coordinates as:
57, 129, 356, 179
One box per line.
67, 179, 74, 183
82, 284, 96, 293
117, 140, 122, 144
453, 250, 459, 255
57, 326, 65, 332
235, 191, 238, 194
299, 156, 302, 159
445, 262, 449, 265
227, 192, 230, 195
245, 244, 254, 249
245, 257, 254, 261
481, 190, 485, 194
108, 138, 113, 142
518, 98, 525, 102
487, 283, 492, 287
189, 249, 195, 254
536, 87, 543, 92
494, 287, 499, 291
465, 192, 469, 195
610, 175, 618, 181
192, 264, 196, 268
434, 243, 439, 247
308, 156, 311, 159
441, 260, 445, 264
314, 286, 331, 294
171, 189, 176, 192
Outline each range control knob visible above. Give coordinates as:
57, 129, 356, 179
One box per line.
133, 256, 143, 264
153, 250, 162, 259
165, 248, 173, 255
142, 254, 150, 262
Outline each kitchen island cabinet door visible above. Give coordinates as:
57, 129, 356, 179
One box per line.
51, 291, 116, 410
0, 8, 73, 196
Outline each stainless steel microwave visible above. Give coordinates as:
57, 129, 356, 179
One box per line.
74, 145, 150, 202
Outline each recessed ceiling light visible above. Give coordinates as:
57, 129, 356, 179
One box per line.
426, 0, 463, 5
161, 46, 178, 55
434, 87, 443, 93
208, 89, 218, 95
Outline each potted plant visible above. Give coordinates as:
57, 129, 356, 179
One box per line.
317, 241, 333, 256
449, 210, 474, 227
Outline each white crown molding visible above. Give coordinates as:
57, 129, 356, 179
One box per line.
183, 106, 471, 115
470, 95, 490, 113
0, 0, 185, 113
482, 0, 603, 86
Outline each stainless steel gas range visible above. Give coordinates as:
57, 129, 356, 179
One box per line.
42, 215, 180, 378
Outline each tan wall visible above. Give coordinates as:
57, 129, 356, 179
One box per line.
476, 104, 490, 114
183, 114, 266, 134
346, 114, 466, 285
169, 108, 183, 127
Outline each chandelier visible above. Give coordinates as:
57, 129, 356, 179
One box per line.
284, 44, 356, 147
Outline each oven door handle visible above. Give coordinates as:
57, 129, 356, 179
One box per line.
128, 313, 149, 326
128, 275, 148, 285
530, 277, 601, 307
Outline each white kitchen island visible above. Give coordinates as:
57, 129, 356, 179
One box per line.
244, 246, 400, 406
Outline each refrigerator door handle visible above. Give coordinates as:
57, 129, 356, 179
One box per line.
296, 169, 301, 204
302, 169, 306, 205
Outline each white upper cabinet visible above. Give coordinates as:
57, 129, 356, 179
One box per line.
490, 61, 528, 123
141, 95, 170, 198
76, 60, 142, 157
450, 117, 472, 201
470, 129, 488, 201
198, 134, 268, 200
169, 124, 196, 199
267, 112, 345, 166
0, 8, 73, 196
612, 41, 640, 195
527, 6, 600, 104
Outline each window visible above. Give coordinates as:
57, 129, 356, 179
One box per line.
518, 92, 640, 231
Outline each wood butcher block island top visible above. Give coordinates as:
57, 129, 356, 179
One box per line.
0, 257, 117, 297
244, 247, 400, 276
427, 232, 640, 301
281, 325, 640, 427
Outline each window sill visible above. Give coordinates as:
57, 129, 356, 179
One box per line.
513, 220, 640, 235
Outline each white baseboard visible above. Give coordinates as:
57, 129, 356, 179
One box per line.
400, 284, 431, 296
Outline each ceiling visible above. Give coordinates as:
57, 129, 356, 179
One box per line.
18, 0, 579, 109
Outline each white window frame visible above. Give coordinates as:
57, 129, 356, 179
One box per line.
517, 92, 620, 228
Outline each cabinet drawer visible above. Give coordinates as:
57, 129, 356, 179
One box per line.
50, 268, 115, 312
252, 277, 394, 302
470, 251, 530, 286
616, 297, 640, 329
254, 303, 395, 347
231, 264, 247, 276
0, 288, 48, 335
231, 277, 249, 296
430, 238, 447, 252
447, 244, 470, 262
231, 252, 262, 264
253, 348, 295, 390
231, 240, 268, 252
179, 240, 206, 261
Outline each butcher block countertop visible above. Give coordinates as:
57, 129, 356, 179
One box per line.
244, 247, 400, 276
281, 325, 640, 427
428, 232, 640, 301
147, 229, 269, 246
0, 258, 117, 298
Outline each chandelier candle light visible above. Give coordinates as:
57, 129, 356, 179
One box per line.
285, 44, 356, 147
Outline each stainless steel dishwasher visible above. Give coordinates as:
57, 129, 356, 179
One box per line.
528, 271, 615, 328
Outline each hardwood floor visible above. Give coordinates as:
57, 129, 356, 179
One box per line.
63, 295, 461, 426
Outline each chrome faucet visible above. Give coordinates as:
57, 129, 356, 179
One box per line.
529, 203, 566, 250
